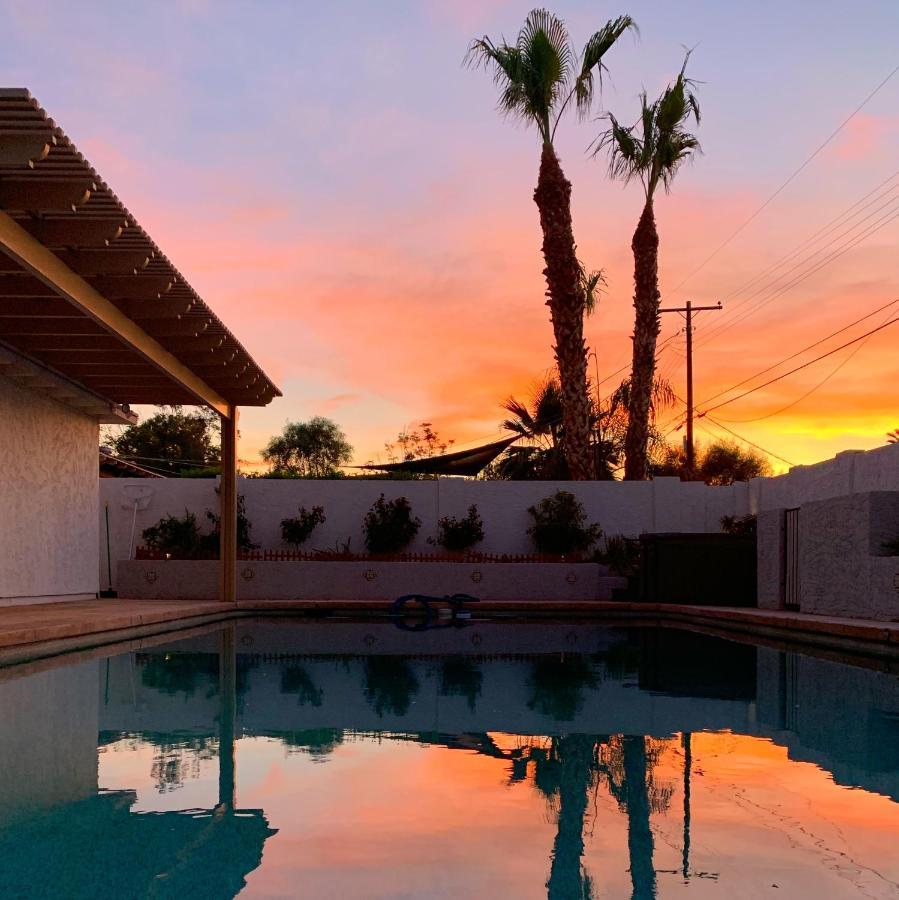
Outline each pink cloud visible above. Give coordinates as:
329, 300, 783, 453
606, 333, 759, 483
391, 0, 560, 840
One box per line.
829, 113, 899, 162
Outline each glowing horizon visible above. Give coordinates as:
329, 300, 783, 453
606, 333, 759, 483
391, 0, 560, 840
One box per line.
5, 1, 898, 474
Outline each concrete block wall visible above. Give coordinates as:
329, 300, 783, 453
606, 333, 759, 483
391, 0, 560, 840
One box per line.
758, 491, 899, 619
99, 476, 748, 589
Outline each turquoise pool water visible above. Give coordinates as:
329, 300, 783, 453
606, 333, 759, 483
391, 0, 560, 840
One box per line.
1, 620, 898, 898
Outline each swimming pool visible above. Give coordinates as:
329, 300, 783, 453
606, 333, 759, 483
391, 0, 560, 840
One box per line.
1, 619, 897, 898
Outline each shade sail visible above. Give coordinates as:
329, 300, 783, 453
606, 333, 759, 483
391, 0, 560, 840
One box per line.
357, 436, 518, 477
0, 89, 280, 411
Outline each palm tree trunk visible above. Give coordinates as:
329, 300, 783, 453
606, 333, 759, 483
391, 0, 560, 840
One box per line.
623, 735, 656, 899
623, 199, 660, 481
547, 735, 596, 900
533, 143, 594, 481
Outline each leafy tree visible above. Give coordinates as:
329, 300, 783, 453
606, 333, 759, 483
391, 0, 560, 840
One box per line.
700, 441, 771, 484
261, 417, 352, 478
653, 439, 771, 484
467, 9, 636, 480
384, 422, 454, 463
107, 405, 220, 475
595, 54, 701, 480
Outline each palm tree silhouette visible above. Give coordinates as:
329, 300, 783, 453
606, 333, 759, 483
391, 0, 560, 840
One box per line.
595, 54, 701, 480
467, 10, 635, 479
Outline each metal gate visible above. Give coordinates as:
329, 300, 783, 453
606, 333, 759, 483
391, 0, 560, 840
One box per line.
783, 507, 800, 610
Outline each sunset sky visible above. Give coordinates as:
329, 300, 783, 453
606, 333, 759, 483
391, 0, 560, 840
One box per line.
5, 1, 899, 471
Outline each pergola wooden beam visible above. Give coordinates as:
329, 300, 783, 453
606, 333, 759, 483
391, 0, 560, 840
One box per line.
0, 177, 93, 211
1, 88, 282, 607
15, 216, 125, 247
0, 209, 232, 416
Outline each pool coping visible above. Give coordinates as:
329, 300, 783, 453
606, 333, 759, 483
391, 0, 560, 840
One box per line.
0, 597, 898, 664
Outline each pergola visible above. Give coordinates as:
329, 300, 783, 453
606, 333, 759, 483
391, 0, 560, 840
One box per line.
0, 88, 280, 601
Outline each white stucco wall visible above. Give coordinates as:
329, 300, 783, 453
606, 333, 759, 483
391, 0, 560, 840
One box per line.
0, 375, 99, 603
99, 476, 749, 588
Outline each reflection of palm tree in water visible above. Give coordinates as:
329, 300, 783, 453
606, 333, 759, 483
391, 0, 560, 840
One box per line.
518, 727, 673, 899
541, 735, 598, 900
600, 735, 672, 899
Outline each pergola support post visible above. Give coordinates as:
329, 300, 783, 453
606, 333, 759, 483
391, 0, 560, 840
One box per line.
219, 405, 238, 604
217, 623, 236, 811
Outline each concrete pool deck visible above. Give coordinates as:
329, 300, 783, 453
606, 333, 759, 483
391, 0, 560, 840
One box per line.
0, 597, 898, 662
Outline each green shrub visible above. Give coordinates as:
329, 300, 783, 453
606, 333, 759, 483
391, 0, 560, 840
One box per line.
281, 505, 326, 549
363, 494, 421, 554
526, 490, 601, 557
202, 494, 258, 554
142, 511, 205, 559
721, 513, 757, 536
597, 535, 641, 576
429, 504, 485, 553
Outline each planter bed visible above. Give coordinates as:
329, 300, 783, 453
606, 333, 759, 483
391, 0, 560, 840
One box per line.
117, 559, 626, 603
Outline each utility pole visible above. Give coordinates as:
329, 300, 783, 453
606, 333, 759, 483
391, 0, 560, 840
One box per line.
659, 300, 722, 475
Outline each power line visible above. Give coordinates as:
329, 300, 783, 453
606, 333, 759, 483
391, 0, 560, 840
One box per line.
670, 60, 899, 294
696, 205, 899, 346
700, 189, 899, 339
697, 295, 899, 408
719, 171, 899, 309
656, 393, 795, 468
697, 312, 899, 417
713, 310, 887, 424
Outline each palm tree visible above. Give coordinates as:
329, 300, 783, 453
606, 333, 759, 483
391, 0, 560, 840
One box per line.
888, 429, 899, 444
467, 10, 636, 480
595, 54, 701, 480
502, 378, 565, 448
498, 377, 569, 479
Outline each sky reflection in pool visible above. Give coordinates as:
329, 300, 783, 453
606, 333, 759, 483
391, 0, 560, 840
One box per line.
2, 621, 898, 898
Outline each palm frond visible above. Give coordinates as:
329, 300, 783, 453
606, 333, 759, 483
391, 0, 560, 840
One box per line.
579, 261, 606, 315
595, 52, 701, 198
594, 112, 646, 187
501, 396, 537, 436
575, 16, 638, 116
466, 9, 576, 143
650, 376, 676, 417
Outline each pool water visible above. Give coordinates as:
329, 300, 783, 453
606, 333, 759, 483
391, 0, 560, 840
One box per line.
1, 620, 898, 899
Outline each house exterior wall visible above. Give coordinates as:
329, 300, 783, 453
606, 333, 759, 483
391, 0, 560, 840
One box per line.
0, 661, 99, 819
0, 374, 99, 604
